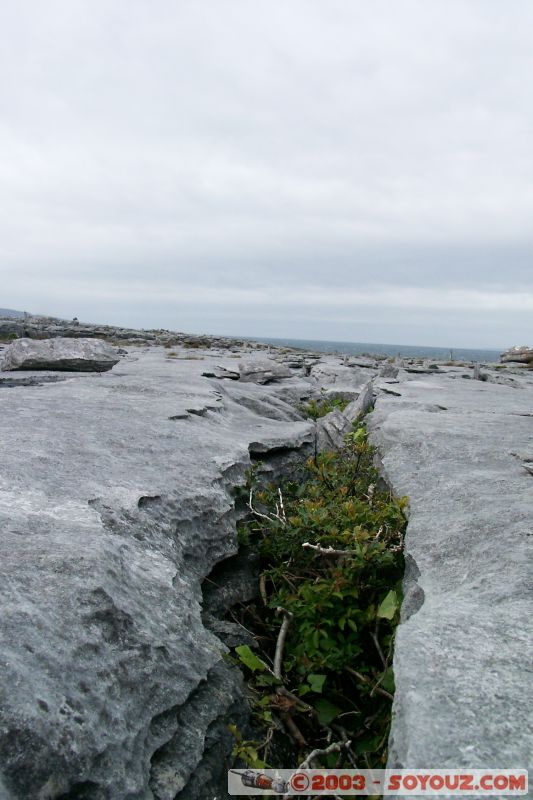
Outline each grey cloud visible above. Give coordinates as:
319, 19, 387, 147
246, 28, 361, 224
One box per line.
1, 0, 532, 346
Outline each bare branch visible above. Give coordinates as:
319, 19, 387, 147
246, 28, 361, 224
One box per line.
259, 573, 268, 606
371, 626, 387, 669
298, 739, 352, 770
277, 686, 315, 714
273, 607, 294, 680
248, 487, 287, 527
332, 723, 359, 768
281, 712, 307, 748
344, 666, 393, 701
303, 542, 358, 557
277, 487, 286, 522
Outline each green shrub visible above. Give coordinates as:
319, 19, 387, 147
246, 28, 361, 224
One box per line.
233, 425, 407, 768
300, 395, 350, 419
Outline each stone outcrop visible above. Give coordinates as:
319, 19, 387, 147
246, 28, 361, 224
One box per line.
0, 313, 276, 351
238, 358, 292, 384
0, 344, 370, 799
368, 368, 533, 777
316, 380, 376, 451
1, 337, 120, 372
500, 345, 533, 363
1, 333, 529, 798
316, 408, 351, 451
343, 380, 375, 422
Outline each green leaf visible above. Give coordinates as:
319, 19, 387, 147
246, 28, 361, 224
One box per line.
377, 590, 398, 620
314, 698, 341, 726
380, 667, 395, 693
255, 673, 277, 686
235, 645, 267, 673
307, 673, 326, 693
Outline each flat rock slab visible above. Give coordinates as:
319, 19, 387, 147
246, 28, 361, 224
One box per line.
238, 357, 292, 384
0, 347, 318, 799
1, 337, 120, 372
368, 371, 533, 778
501, 346, 533, 363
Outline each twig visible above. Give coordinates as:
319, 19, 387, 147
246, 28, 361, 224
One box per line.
248, 487, 286, 527
257, 724, 276, 754
276, 686, 315, 714
344, 666, 393, 701
273, 607, 293, 680
281, 712, 307, 748
332, 723, 358, 768
277, 487, 286, 521
372, 623, 387, 669
370, 636, 393, 698
302, 542, 358, 557
259, 573, 267, 606
298, 739, 351, 769
227, 610, 258, 641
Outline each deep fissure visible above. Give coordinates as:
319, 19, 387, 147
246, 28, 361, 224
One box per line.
201, 413, 408, 779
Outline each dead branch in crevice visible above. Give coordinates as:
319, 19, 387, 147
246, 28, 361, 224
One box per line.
302, 541, 358, 557
298, 739, 352, 769
344, 666, 393, 701
248, 487, 287, 527
273, 607, 293, 680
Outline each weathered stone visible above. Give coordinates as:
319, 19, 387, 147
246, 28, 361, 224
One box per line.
0, 347, 316, 799
379, 363, 399, 379
238, 358, 292, 384
309, 362, 370, 388
1, 337, 120, 372
500, 345, 533, 363
368, 371, 533, 775
0, 338, 529, 798
316, 408, 351, 451
343, 380, 375, 422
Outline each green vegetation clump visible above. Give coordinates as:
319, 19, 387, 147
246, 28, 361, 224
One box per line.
300, 395, 350, 419
232, 425, 407, 769
0, 332, 18, 342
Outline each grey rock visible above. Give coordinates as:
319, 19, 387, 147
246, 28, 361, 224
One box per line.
403, 366, 442, 374
0, 308, 25, 318
2, 337, 120, 372
309, 362, 371, 388
238, 358, 292, 384
202, 616, 257, 649
347, 357, 378, 369
501, 345, 533, 363
0, 347, 317, 799
368, 371, 533, 778
316, 408, 351, 451
202, 549, 259, 617
379, 363, 399, 379
343, 380, 375, 422
321, 388, 360, 403
150, 662, 248, 800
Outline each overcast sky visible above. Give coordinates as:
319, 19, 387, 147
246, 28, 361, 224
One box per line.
1, 1, 532, 347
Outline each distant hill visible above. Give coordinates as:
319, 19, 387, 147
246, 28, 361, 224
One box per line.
0, 308, 26, 318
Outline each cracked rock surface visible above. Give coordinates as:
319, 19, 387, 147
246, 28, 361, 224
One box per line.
1, 337, 120, 372
2, 339, 530, 798
0, 346, 334, 799
367, 367, 533, 778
